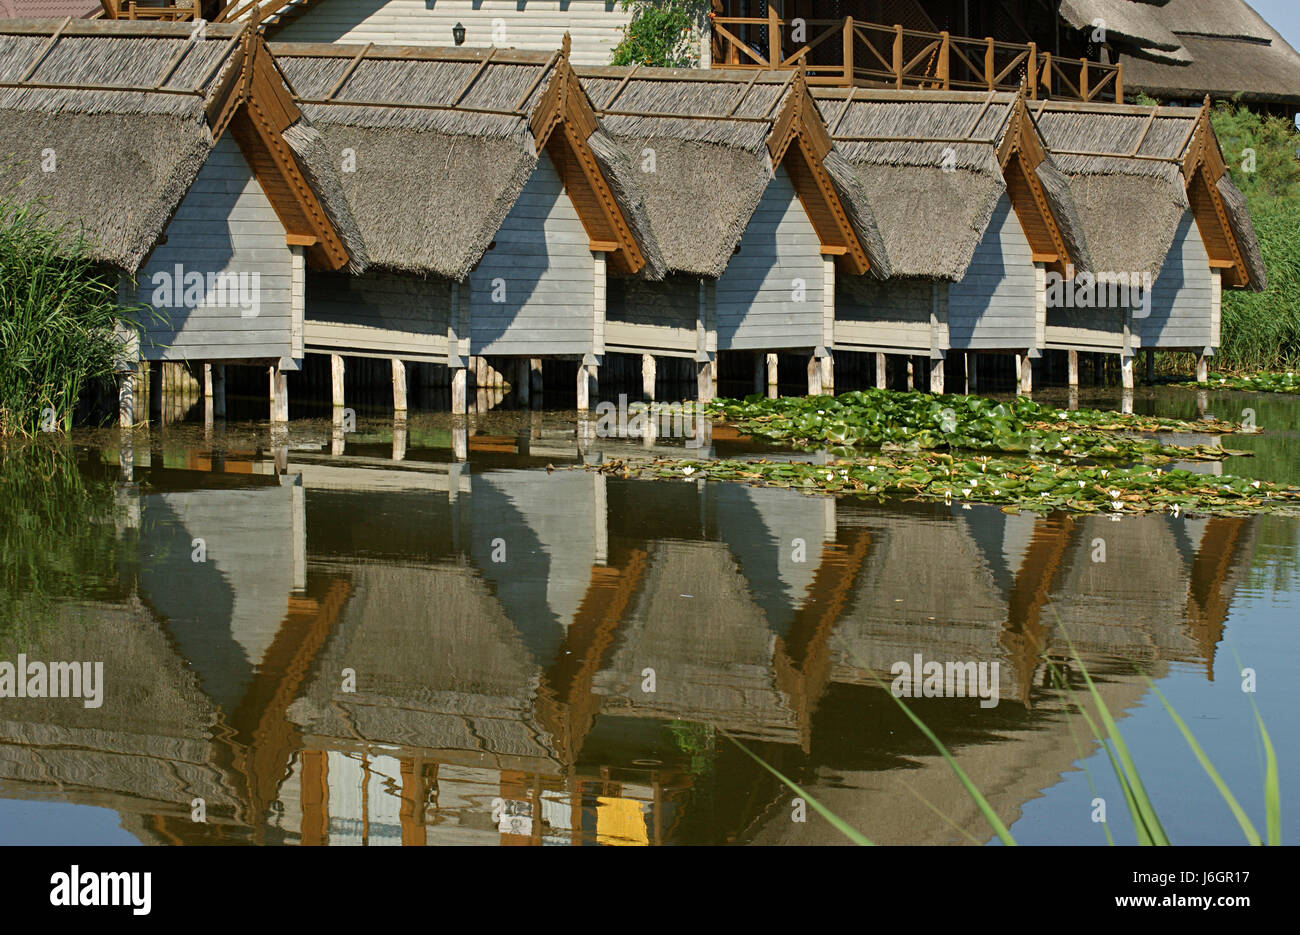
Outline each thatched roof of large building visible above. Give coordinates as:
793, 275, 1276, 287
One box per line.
0, 2, 100, 17
1062, 0, 1300, 104
272, 42, 663, 281
0, 19, 365, 273
812, 88, 1089, 281
1033, 99, 1265, 289
577, 66, 889, 279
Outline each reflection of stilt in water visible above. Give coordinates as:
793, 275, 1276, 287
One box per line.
999, 514, 1076, 708
773, 528, 873, 754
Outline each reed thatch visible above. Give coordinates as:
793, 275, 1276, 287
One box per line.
281, 120, 369, 273
0, 2, 101, 18
273, 46, 661, 280
576, 69, 791, 278
0, 22, 246, 270
1059, 0, 1185, 59
1034, 158, 1094, 273
1216, 172, 1267, 292
823, 147, 892, 280
815, 90, 1016, 280
1034, 103, 1196, 277
587, 128, 666, 280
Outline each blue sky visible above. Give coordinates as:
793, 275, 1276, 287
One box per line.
1249, 0, 1300, 50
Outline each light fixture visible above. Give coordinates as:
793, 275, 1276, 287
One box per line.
452, 22, 466, 46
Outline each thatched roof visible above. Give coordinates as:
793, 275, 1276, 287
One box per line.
0, 20, 246, 270
1033, 100, 1264, 289
576, 66, 887, 279
0, 2, 100, 17
272, 43, 662, 280
1063, 0, 1300, 104
812, 89, 1081, 281
1216, 172, 1267, 291
1034, 102, 1193, 277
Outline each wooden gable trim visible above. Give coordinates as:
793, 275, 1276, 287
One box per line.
999, 94, 1072, 277
528, 37, 645, 276
1183, 103, 1251, 289
767, 76, 871, 277
218, 33, 351, 272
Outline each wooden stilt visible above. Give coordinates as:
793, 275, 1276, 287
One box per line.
212, 365, 226, 419
753, 352, 765, 396
807, 353, 823, 396
1019, 354, 1033, 394
1121, 354, 1135, 390
451, 367, 467, 415
148, 362, 162, 424
392, 358, 408, 414
203, 363, 214, 431
517, 357, 531, 406
967, 352, 977, 393
767, 353, 779, 396
906, 357, 914, 390
875, 352, 887, 389
696, 359, 714, 403
643, 354, 657, 401
577, 363, 591, 411
820, 353, 834, 394
118, 372, 135, 429
929, 357, 944, 394
530, 358, 543, 397
273, 368, 289, 424
1196, 352, 1209, 383
1067, 349, 1079, 387
331, 354, 345, 410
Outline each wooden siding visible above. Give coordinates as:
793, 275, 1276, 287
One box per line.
605, 274, 699, 357
1141, 213, 1214, 351
274, 0, 637, 67
834, 277, 942, 355
1045, 304, 1125, 352
133, 134, 293, 362
304, 270, 453, 362
948, 194, 1038, 351
468, 152, 596, 357
715, 167, 825, 352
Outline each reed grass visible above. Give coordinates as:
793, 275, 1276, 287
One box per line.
0, 197, 140, 436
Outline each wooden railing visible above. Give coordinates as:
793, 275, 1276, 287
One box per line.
99, 0, 200, 20
709, 14, 1123, 103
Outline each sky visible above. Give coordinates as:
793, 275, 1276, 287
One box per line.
1249, 0, 1300, 50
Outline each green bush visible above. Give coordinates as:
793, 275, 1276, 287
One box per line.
0, 198, 139, 435
1210, 104, 1300, 372
610, 0, 707, 67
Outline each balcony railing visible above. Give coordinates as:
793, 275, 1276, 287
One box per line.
710, 14, 1123, 103
99, 1, 200, 20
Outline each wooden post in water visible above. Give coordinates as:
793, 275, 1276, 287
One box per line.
271, 366, 289, 425
331, 354, 345, 411
767, 353, 779, 396
696, 359, 714, 404
517, 357, 531, 405
392, 358, 408, 414
906, 357, 914, 390
1197, 352, 1209, 383
1019, 354, 1033, 394
754, 352, 765, 395
451, 367, 467, 414
577, 362, 591, 411
148, 362, 162, 424
643, 354, 657, 401
930, 357, 944, 394
203, 363, 214, 431
807, 353, 822, 396
1120, 353, 1135, 390
876, 352, 887, 389
118, 372, 135, 429
530, 358, 543, 397
1067, 350, 1079, 387
820, 354, 834, 394
212, 365, 226, 419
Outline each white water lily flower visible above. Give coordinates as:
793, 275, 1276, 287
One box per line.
961, 503, 972, 510
1100, 470, 1110, 478
868, 465, 876, 472
817, 410, 825, 415
682, 466, 695, 476
1078, 480, 1086, 488
826, 472, 835, 482
1109, 489, 1120, 498
1252, 480, 1261, 489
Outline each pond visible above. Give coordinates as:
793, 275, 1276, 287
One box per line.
0, 384, 1294, 845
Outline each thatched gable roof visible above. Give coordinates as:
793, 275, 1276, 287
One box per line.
271, 40, 663, 281
1033, 99, 1265, 290
0, 2, 100, 17
0, 19, 361, 272
575, 66, 887, 279
813, 88, 1089, 281
1062, 0, 1300, 104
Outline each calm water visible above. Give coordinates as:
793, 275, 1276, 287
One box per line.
0, 385, 1295, 845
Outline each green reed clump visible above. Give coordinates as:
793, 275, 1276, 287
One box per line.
0, 198, 139, 436
1210, 104, 1300, 373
